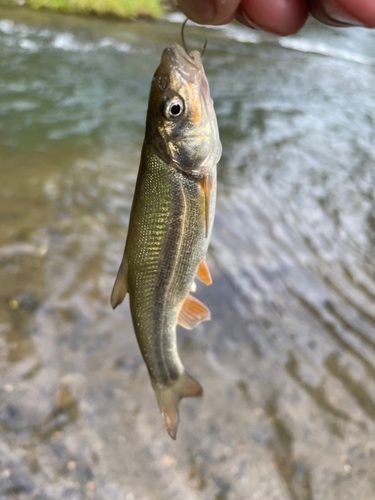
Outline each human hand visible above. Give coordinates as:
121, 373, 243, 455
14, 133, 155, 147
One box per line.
177, 0, 375, 36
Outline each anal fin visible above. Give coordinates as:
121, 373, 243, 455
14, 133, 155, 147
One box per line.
197, 258, 212, 285
177, 293, 211, 330
111, 255, 128, 309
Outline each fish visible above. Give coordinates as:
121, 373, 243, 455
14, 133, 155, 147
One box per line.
111, 42, 222, 439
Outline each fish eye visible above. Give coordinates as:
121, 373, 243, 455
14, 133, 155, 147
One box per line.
163, 97, 184, 120
171, 104, 181, 116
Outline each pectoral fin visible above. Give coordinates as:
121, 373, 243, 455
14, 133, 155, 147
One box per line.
197, 258, 212, 286
203, 174, 213, 238
111, 255, 128, 309
177, 293, 211, 330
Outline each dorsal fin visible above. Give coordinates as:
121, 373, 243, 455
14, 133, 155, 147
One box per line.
177, 293, 211, 330
197, 258, 212, 285
111, 255, 128, 309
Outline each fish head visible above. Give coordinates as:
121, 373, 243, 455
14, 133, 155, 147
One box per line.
146, 43, 222, 176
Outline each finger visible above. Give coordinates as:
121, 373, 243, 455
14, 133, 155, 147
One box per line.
177, 0, 240, 25
308, 0, 375, 27
237, 0, 308, 35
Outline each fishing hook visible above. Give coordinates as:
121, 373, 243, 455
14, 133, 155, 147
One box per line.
181, 18, 207, 57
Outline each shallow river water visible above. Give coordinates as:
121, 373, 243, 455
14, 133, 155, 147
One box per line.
1, 6, 375, 500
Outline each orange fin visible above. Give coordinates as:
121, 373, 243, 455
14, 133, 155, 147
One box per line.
152, 372, 203, 439
203, 174, 213, 238
177, 293, 211, 330
111, 255, 128, 309
197, 258, 212, 286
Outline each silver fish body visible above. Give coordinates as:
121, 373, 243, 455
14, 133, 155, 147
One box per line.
112, 43, 221, 438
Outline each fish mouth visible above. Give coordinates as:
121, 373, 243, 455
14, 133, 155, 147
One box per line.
160, 43, 202, 85
159, 43, 212, 118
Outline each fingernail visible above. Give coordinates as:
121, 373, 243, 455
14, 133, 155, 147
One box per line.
237, 7, 289, 35
237, 7, 260, 30
323, 4, 365, 27
178, 0, 215, 24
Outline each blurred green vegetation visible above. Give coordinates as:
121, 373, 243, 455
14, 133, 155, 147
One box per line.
1, 0, 165, 18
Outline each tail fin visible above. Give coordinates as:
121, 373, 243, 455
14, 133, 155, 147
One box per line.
152, 372, 203, 439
